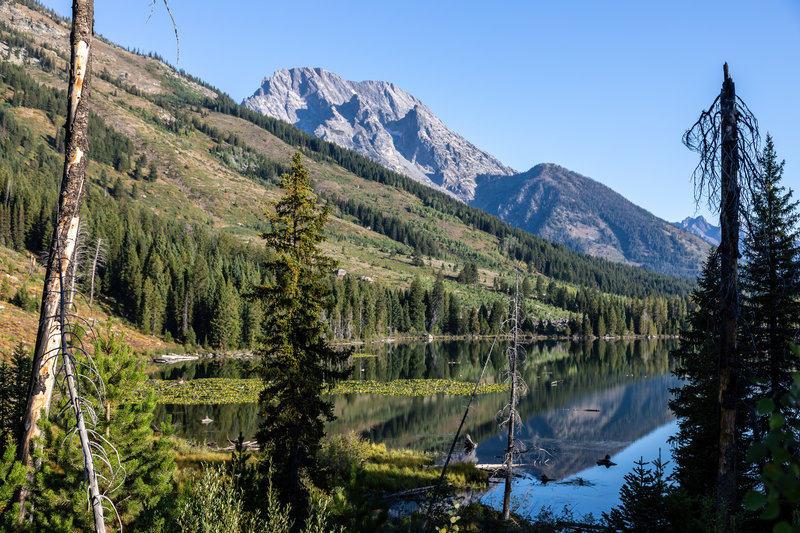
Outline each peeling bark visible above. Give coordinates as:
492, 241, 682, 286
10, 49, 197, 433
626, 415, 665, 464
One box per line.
17, 1, 98, 527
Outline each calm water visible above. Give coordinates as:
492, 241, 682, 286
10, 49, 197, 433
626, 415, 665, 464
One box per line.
153, 339, 681, 517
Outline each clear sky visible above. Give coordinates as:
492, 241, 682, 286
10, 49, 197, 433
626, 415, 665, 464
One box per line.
39, 0, 800, 223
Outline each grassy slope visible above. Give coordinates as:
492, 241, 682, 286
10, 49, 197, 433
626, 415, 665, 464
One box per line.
0, 245, 178, 356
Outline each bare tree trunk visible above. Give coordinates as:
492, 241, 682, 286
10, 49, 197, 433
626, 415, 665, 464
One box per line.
716, 63, 740, 521
67, 231, 82, 307
17, 0, 95, 519
502, 276, 521, 521
60, 291, 107, 533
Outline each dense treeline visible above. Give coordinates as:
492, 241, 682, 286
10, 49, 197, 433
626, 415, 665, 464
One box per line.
0, 60, 63, 119
327, 273, 688, 341
0, 105, 60, 253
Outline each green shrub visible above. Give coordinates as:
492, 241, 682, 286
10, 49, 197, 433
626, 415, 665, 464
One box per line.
10, 285, 37, 312
179, 464, 287, 533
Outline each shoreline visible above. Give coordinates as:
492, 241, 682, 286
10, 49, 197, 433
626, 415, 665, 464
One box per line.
149, 334, 680, 362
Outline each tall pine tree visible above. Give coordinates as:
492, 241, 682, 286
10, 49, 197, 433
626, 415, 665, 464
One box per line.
253, 153, 350, 519
741, 135, 800, 426
669, 250, 724, 500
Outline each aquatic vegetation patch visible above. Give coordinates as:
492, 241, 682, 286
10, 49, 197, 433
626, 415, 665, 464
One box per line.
143, 378, 262, 404
142, 377, 508, 404
333, 379, 508, 396
350, 352, 379, 358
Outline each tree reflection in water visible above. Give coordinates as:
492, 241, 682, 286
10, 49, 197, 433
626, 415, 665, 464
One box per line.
154, 339, 680, 473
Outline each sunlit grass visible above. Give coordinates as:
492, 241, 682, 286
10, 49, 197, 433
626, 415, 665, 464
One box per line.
318, 433, 488, 493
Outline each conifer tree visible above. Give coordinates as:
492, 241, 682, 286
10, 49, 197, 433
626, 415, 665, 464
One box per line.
0, 443, 25, 519
146, 160, 158, 182
427, 272, 445, 332
669, 250, 723, 499
132, 154, 147, 180
603, 455, 670, 531
408, 275, 426, 332
23, 325, 176, 531
457, 262, 478, 285
210, 278, 241, 350
741, 135, 800, 424
0, 344, 30, 457
489, 300, 505, 334
92, 326, 176, 527
448, 293, 463, 335
253, 153, 350, 518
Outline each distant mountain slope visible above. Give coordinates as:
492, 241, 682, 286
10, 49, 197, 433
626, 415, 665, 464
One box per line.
242, 67, 515, 200
472, 164, 711, 278
673, 215, 721, 246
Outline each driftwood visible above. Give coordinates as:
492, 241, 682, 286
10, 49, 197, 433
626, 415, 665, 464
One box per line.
214, 439, 259, 452
383, 484, 440, 501
474, 463, 527, 479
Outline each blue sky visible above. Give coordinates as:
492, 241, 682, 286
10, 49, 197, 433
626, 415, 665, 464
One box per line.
40, 0, 800, 223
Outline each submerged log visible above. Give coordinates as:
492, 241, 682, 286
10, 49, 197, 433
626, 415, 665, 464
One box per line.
464, 433, 478, 451
596, 454, 617, 468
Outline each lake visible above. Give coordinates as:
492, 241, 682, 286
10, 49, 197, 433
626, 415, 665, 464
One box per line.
152, 338, 681, 518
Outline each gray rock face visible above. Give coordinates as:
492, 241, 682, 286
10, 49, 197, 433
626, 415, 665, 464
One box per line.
472, 164, 711, 278
672, 215, 721, 246
243, 67, 515, 199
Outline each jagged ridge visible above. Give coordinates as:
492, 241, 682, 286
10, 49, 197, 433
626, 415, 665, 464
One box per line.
673, 215, 721, 246
472, 164, 711, 278
243, 67, 515, 200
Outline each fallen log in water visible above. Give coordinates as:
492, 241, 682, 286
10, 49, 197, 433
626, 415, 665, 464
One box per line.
382, 484, 440, 500
474, 463, 528, 478
214, 440, 260, 451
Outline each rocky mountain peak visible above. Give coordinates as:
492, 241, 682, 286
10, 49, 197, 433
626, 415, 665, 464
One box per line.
472, 163, 711, 278
673, 215, 721, 246
243, 68, 515, 199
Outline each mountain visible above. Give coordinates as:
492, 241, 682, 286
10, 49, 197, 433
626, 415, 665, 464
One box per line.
471, 164, 711, 278
242, 67, 515, 200
243, 68, 709, 277
673, 215, 721, 246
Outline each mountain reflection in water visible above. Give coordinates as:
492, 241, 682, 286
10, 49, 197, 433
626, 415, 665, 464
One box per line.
154, 339, 679, 470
